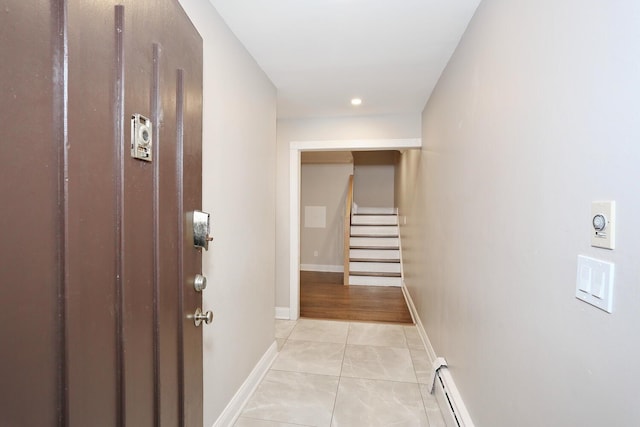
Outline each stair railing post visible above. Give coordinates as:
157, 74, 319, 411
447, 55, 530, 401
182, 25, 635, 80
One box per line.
343, 175, 354, 286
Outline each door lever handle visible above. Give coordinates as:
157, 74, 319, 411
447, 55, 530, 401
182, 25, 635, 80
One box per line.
193, 307, 213, 327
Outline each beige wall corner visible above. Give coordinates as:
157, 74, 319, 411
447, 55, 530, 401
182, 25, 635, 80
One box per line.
178, 1, 277, 425
300, 163, 354, 268
397, 1, 640, 425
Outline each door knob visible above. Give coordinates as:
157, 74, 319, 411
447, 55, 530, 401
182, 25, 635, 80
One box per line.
194, 274, 207, 292
193, 307, 213, 326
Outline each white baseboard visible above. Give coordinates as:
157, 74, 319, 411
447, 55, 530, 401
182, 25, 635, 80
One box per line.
300, 264, 343, 273
399, 280, 416, 324
401, 280, 474, 427
436, 366, 475, 427
434, 371, 460, 427
401, 279, 436, 363
275, 306, 290, 320
211, 341, 278, 427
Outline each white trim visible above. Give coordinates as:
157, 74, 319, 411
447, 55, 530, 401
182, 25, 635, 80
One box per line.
211, 341, 279, 427
349, 275, 402, 286
289, 138, 421, 321
437, 367, 476, 427
289, 149, 301, 320
350, 236, 399, 248
402, 279, 474, 427
300, 264, 343, 273
434, 372, 460, 427
350, 262, 401, 274
351, 215, 398, 225
291, 138, 421, 151
402, 279, 436, 364
397, 209, 405, 274
275, 306, 290, 320
349, 248, 400, 261
355, 206, 397, 215
397, 217, 418, 328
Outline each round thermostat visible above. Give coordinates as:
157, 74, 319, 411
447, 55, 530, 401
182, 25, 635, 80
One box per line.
592, 214, 606, 231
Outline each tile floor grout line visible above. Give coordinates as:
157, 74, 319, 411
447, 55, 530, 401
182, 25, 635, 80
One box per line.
254, 319, 445, 427
338, 376, 422, 386
328, 320, 351, 427
267, 368, 342, 380
405, 325, 432, 423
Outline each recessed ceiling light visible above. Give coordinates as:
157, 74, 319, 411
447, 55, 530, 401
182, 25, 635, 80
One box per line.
351, 98, 362, 106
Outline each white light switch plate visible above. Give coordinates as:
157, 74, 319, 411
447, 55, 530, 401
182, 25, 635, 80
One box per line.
591, 201, 615, 249
576, 255, 614, 313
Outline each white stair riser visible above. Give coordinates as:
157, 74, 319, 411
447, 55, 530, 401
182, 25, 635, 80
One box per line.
350, 237, 399, 248
350, 249, 400, 261
349, 275, 402, 287
350, 262, 401, 274
355, 207, 398, 215
351, 215, 398, 225
350, 225, 398, 236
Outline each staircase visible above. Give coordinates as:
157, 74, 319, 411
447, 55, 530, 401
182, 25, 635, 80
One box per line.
348, 207, 401, 286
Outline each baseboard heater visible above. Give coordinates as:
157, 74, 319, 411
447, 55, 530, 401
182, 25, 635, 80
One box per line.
429, 358, 475, 427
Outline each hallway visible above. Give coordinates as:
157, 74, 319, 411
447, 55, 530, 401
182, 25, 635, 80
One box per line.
300, 271, 414, 323
234, 319, 445, 426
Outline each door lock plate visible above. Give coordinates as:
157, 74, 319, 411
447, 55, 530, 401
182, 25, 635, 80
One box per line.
131, 114, 153, 162
192, 210, 213, 250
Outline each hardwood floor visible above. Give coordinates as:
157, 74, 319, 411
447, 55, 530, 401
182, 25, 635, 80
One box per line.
300, 271, 414, 324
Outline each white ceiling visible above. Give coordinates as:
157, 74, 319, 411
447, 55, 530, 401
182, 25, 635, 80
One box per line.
209, 0, 481, 119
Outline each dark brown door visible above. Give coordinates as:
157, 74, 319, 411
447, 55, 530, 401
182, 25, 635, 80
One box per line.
0, 1, 203, 426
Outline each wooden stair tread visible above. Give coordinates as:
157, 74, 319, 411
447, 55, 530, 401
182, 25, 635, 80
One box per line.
350, 233, 398, 238
350, 247, 400, 250
354, 207, 398, 215
349, 271, 402, 278
350, 258, 400, 263
351, 217, 398, 225
352, 213, 397, 216
350, 246, 400, 250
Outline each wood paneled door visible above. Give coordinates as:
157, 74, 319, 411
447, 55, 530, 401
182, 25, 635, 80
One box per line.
0, 1, 204, 425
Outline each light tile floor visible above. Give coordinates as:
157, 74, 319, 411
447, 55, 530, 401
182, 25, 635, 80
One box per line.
235, 319, 446, 427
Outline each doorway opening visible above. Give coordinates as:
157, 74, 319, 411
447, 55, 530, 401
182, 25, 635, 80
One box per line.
288, 138, 421, 321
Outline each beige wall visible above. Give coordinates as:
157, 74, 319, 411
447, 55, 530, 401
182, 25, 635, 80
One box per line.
178, 1, 277, 425
276, 115, 421, 307
353, 164, 394, 208
300, 163, 353, 268
397, 0, 640, 425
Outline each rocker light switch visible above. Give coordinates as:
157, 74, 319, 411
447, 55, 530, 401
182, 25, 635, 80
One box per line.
577, 264, 591, 293
576, 255, 614, 313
